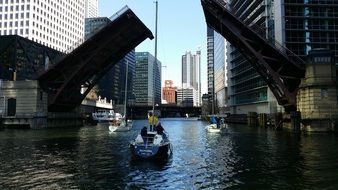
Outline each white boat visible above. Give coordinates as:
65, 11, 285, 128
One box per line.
108, 60, 133, 132
109, 119, 133, 132
92, 109, 115, 123
205, 123, 227, 133
129, 131, 173, 160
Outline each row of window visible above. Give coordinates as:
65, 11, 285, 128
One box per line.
0, 4, 30, 11
0, 20, 28, 27
0, 0, 30, 3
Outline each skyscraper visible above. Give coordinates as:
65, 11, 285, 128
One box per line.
181, 50, 201, 106
214, 31, 227, 113
226, 0, 281, 115
85, 0, 98, 18
226, 0, 338, 114
207, 26, 215, 113
135, 52, 161, 106
0, 0, 98, 52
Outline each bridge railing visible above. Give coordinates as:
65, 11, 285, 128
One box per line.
211, 0, 305, 67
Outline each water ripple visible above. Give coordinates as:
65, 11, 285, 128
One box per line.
1, 121, 338, 189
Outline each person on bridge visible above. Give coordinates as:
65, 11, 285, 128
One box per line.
148, 112, 158, 131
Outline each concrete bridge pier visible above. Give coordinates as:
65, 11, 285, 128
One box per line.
295, 49, 338, 132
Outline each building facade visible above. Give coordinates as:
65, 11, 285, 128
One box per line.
181, 50, 201, 107
275, 0, 338, 61
0, 0, 95, 52
227, 0, 338, 115
227, 0, 281, 115
207, 26, 215, 114
177, 87, 195, 107
135, 52, 161, 106
84, 17, 135, 105
214, 30, 227, 114
85, 0, 98, 18
84, 17, 110, 40
162, 80, 176, 104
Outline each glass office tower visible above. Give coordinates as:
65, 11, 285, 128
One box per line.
135, 52, 161, 106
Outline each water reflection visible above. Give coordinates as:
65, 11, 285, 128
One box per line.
0, 120, 338, 189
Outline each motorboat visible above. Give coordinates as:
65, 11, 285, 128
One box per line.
129, 131, 173, 160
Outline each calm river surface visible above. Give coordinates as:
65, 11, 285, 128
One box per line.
1, 119, 338, 189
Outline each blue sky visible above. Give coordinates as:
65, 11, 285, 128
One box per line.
98, 0, 208, 94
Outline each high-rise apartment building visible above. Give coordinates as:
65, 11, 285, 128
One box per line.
0, 0, 98, 52
135, 52, 161, 106
162, 80, 176, 104
182, 50, 201, 107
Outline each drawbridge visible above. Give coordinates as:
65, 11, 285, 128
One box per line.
37, 7, 153, 112
201, 0, 305, 112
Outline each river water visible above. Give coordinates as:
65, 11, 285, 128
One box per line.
1, 119, 338, 189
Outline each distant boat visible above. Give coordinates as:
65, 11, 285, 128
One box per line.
205, 123, 227, 133
92, 109, 115, 123
108, 60, 133, 132
109, 119, 133, 132
129, 131, 173, 160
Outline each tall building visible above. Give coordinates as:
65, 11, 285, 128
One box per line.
227, 0, 338, 114
207, 26, 227, 114
226, 0, 281, 115
135, 52, 161, 106
177, 87, 194, 107
214, 31, 227, 114
0, 0, 91, 52
85, 0, 98, 18
275, 0, 338, 61
84, 17, 135, 105
207, 26, 215, 113
162, 80, 176, 104
84, 17, 110, 40
181, 50, 201, 106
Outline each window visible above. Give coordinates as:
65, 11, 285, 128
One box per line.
321, 88, 328, 98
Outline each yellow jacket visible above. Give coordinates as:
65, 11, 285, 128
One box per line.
148, 116, 158, 126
